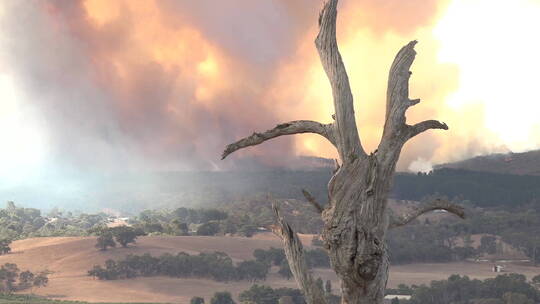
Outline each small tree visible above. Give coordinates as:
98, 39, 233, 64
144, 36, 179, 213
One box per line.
32, 271, 49, 292
210, 291, 235, 304
191, 296, 205, 304
0, 263, 19, 293
18, 270, 34, 290
95, 231, 116, 251
0, 239, 11, 255
112, 226, 138, 248
239, 224, 257, 238
88, 265, 105, 279
197, 222, 220, 236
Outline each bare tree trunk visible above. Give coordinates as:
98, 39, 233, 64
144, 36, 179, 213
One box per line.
222, 1, 464, 303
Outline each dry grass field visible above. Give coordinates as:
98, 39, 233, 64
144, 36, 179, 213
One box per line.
1, 234, 538, 303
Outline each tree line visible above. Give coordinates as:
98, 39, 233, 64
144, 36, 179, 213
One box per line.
88, 251, 269, 282
4, 181, 540, 267
392, 169, 540, 208
2, 166, 539, 240
190, 280, 338, 304
0, 201, 110, 241
96, 204, 540, 266
388, 273, 540, 304
0, 263, 48, 294
88, 246, 333, 283
187, 273, 540, 304
387, 206, 540, 265
128, 207, 262, 237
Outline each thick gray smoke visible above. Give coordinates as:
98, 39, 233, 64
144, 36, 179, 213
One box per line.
0, 0, 454, 210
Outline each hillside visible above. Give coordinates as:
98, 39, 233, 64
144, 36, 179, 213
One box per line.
1, 236, 539, 303
437, 149, 540, 176
3, 235, 303, 303
393, 169, 540, 207
5, 149, 540, 212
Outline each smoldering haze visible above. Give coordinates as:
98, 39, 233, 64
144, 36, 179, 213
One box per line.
0, 0, 320, 209
0, 0, 536, 210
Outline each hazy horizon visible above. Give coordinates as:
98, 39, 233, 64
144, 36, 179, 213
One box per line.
1, 0, 540, 210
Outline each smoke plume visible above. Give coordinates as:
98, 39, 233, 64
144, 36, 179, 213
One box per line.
1, 0, 536, 181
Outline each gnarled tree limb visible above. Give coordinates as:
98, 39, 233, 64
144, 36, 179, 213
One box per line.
385, 40, 418, 124
221, 120, 335, 160
389, 198, 465, 229
219, 1, 459, 302
407, 120, 449, 140
316, 0, 365, 161
302, 189, 324, 214
271, 203, 327, 304
379, 40, 448, 156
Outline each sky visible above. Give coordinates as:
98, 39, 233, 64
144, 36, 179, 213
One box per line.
0, 0, 539, 208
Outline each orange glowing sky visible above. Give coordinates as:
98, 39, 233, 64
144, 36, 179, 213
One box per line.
0, 0, 539, 177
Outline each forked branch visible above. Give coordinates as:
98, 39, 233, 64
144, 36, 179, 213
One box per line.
385, 40, 418, 124
316, 0, 365, 161
222, 120, 335, 160
390, 198, 465, 229
271, 203, 327, 304
380, 40, 448, 156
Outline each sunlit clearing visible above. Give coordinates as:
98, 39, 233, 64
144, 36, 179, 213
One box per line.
0, 75, 48, 185
434, 0, 540, 152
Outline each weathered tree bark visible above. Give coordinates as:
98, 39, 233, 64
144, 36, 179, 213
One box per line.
271, 204, 328, 304
222, 1, 463, 303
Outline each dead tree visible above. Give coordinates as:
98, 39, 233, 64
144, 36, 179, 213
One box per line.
222, 1, 464, 303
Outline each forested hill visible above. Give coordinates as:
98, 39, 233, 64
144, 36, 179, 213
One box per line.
392, 169, 540, 207
437, 149, 540, 176
153, 168, 540, 209
93, 168, 540, 212
3, 167, 540, 213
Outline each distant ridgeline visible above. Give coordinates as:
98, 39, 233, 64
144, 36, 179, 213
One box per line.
123, 168, 540, 211
197, 168, 540, 208
4, 165, 539, 213
392, 168, 540, 207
